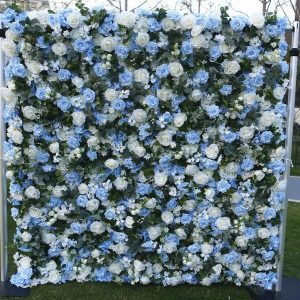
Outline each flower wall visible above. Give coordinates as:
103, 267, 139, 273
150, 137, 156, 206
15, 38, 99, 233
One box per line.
1, 3, 289, 289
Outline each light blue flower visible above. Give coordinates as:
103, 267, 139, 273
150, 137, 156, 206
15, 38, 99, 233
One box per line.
230, 16, 247, 31
263, 208, 276, 220
186, 131, 200, 144
146, 41, 159, 55
217, 179, 231, 193
245, 46, 260, 59
58, 69, 71, 81
57, 96, 71, 112
210, 46, 221, 60
112, 99, 126, 111
148, 18, 161, 32
83, 88, 95, 102
37, 151, 50, 164
156, 64, 169, 78
241, 158, 254, 171
35, 86, 47, 100
145, 95, 159, 109
166, 11, 181, 22
194, 70, 209, 84
219, 84, 232, 95
10, 22, 24, 34
206, 105, 220, 119
115, 45, 129, 59
260, 131, 274, 144
119, 70, 133, 86
12, 63, 27, 78
73, 38, 89, 52
181, 41, 193, 55
93, 63, 107, 76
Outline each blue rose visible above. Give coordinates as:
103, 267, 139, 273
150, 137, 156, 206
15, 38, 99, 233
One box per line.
65, 171, 82, 186
209, 46, 221, 60
57, 96, 71, 112
115, 45, 129, 59
36, 151, 50, 164
206, 105, 220, 119
156, 64, 169, 78
70, 222, 83, 234
194, 70, 209, 84
219, 84, 232, 95
186, 131, 200, 144
260, 131, 274, 144
263, 208, 276, 220
94, 268, 112, 282
111, 99, 126, 111
35, 86, 47, 100
73, 38, 89, 52
58, 69, 71, 81
12, 63, 27, 78
241, 158, 254, 171
181, 41, 193, 55
230, 16, 246, 31
217, 179, 231, 193
10, 21, 24, 34
95, 187, 108, 201
67, 136, 80, 149
145, 95, 159, 109
136, 183, 152, 195
146, 41, 159, 55
83, 88, 95, 102
119, 70, 133, 86
93, 63, 107, 77
87, 150, 97, 161
76, 195, 88, 207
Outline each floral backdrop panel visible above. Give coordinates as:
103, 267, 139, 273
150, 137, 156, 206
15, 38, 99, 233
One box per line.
1, 3, 289, 290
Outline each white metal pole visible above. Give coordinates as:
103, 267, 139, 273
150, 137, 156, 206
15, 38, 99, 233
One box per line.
0, 16, 8, 283
276, 21, 299, 292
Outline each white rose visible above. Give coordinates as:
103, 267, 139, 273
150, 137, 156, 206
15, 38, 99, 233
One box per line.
174, 113, 187, 127
52, 42, 67, 56
154, 172, 168, 187
254, 170, 265, 181
208, 207, 221, 218
205, 188, 215, 200
71, 111, 86, 126
104, 88, 118, 102
259, 111, 276, 128
191, 25, 203, 36
104, 158, 119, 169
194, 172, 209, 185
100, 37, 117, 52
134, 146, 146, 157
136, 32, 150, 47
191, 89, 203, 101
49, 142, 59, 154
25, 186, 40, 199
72, 76, 84, 88
21, 231, 32, 242
134, 68, 149, 84
48, 270, 60, 284
161, 211, 174, 224
185, 165, 199, 175
78, 183, 89, 194
18, 256, 32, 268
163, 243, 177, 254
222, 60, 240, 75
258, 228, 270, 239
250, 13, 265, 29
157, 130, 173, 146
191, 35, 208, 49
22, 106, 37, 120
115, 11, 136, 28
239, 126, 255, 141
52, 185, 66, 198
169, 62, 184, 77
273, 86, 286, 100
235, 236, 248, 248
181, 14, 196, 30
201, 243, 213, 255
132, 109, 147, 123
90, 221, 105, 234
175, 228, 186, 239
125, 216, 134, 228
108, 262, 124, 275
114, 177, 128, 191
145, 198, 157, 209
183, 200, 196, 211
2, 88, 17, 104
134, 260, 145, 272
86, 199, 100, 212
243, 92, 257, 106
2, 39, 17, 57
66, 11, 82, 28
205, 144, 219, 159
10, 130, 23, 144
215, 217, 231, 231
91, 249, 100, 258
161, 18, 176, 32
157, 89, 172, 101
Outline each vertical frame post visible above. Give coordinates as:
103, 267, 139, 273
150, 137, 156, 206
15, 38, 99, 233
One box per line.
276, 21, 300, 292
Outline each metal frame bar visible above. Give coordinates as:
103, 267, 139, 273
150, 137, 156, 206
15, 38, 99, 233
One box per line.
276, 21, 300, 292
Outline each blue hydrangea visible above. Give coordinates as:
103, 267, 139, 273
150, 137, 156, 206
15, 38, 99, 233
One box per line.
10, 21, 24, 34
12, 63, 27, 78
245, 46, 260, 59
217, 179, 231, 193
136, 183, 152, 195
241, 158, 254, 171
166, 11, 181, 22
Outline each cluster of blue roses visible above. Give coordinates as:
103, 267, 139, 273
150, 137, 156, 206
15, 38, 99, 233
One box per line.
1, 3, 288, 290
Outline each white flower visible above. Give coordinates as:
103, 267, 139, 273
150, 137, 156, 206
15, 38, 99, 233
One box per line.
134, 68, 149, 84
100, 37, 117, 52
205, 188, 215, 200
1, 88, 17, 104
157, 130, 173, 146
235, 236, 248, 248
169, 62, 184, 77
161, 211, 174, 224
104, 158, 119, 169
163, 243, 177, 253
258, 228, 270, 239
86, 199, 100, 212
18, 256, 32, 268
91, 249, 100, 258
71, 111, 86, 126
25, 60, 44, 75
239, 126, 255, 141
104, 88, 118, 102
205, 144, 219, 159
66, 11, 82, 28
157, 89, 172, 101
154, 172, 168, 187
108, 262, 124, 275
194, 172, 209, 185
49, 142, 59, 154
273, 86, 286, 100
250, 13, 265, 29
185, 165, 199, 175
222, 60, 241, 75
132, 109, 147, 123
90, 221, 105, 234
145, 198, 157, 209
215, 217, 231, 230
115, 11, 137, 28
191, 89, 202, 101
125, 216, 134, 228
22, 106, 37, 120
183, 200, 196, 211
21, 231, 32, 242
52, 42, 67, 56
78, 183, 89, 194
134, 146, 146, 157
259, 111, 276, 128
148, 226, 161, 240
114, 177, 128, 191
175, 228, 187, 239
72, 76, 84, 88
174, 113, 187, 127
161, 18, 176, 32
48, 270, 60, 284
2, 39, 17, 57
192, 35, 208, 49
136, 32, 150, 47
180, 14, 196, 30
10, 130, 23, 144
134, 260, 145, 272
243, 92, 257, 106
201, 243, 213, 255
25, 186, 40, 199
